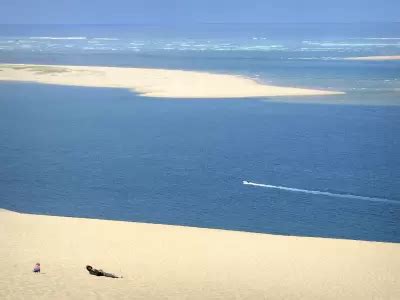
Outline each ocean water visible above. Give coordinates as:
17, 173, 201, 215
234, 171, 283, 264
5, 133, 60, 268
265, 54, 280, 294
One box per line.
1, 23, 399, 105
0, 23, 399, 242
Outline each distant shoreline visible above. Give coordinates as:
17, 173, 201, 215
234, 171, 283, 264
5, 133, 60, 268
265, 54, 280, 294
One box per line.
0, 63, 344, 99
344, 55, 400, 61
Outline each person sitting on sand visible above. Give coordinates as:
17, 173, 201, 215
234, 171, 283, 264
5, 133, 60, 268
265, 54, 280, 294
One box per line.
86, 265, 121, 278
33, 263, 40, 273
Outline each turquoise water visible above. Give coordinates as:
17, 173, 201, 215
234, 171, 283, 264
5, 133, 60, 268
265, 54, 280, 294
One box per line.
1, 23, 399, 105
0, 24, 399, 242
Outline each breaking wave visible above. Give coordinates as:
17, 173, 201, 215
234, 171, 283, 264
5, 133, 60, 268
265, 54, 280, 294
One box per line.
28, 36, 87, 40
92, 37, 119, 40
302, 41, 400, 47
363, 37, 400, 40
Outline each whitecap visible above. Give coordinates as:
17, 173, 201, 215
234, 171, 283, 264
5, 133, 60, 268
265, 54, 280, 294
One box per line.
92, 37, 119, 41
303, 41, 400, 47
364, 37, 400, 40
29, 36, 87, 40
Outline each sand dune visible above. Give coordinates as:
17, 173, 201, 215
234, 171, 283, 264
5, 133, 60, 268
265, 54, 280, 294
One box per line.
0, 64, 343, 98
344, 55, 400, 61
1, 209, 399, 299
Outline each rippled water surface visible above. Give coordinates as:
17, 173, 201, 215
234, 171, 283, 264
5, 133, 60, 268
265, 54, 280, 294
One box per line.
1, 23, 399, 242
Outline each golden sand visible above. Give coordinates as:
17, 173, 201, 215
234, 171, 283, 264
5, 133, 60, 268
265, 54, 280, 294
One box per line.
1, 209, 399, 299
0, 64, 343, 98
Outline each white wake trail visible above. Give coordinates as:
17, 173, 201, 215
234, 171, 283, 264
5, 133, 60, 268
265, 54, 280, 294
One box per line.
243, 181, 399, 204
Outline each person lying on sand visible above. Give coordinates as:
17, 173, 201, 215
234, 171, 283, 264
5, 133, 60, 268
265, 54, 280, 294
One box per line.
86, 265, 121, 278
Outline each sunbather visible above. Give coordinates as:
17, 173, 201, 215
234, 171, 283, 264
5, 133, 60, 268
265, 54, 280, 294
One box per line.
86, 265, 120, 278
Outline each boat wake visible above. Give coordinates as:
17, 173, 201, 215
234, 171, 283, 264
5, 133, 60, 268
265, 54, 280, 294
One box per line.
242, 181, 399, 204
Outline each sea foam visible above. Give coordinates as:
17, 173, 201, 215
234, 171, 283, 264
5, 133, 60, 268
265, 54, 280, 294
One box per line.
29, 36, 87, 40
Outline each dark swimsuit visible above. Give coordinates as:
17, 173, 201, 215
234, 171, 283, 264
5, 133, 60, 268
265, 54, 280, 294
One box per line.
88, 268, 118, 278
88, 268, 104, 276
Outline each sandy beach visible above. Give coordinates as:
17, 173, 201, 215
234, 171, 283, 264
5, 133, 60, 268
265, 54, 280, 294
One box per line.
0, 64, 343, 98
344, 55, 400, 61
1, 209, 399, 299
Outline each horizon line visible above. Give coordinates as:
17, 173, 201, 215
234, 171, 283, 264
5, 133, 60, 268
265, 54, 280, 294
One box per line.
0, 21, 399, 26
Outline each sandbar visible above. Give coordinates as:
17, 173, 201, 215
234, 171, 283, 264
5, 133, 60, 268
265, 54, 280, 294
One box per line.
0, 64, 344, 98
0, 209, 399, 299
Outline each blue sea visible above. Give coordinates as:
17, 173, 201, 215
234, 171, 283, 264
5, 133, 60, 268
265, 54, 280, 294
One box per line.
0, 23, 399, 242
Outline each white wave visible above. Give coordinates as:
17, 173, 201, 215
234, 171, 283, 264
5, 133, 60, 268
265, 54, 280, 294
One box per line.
235, 45, 286, 51
29, 36, 87, 40
93, 37, 119, 41
288, 56, 341, 60
243, 181, 399, 204
299, 47, 352, 51
288, 57, 319, 60
153, 44, 286, 52
303, 41, 400, 47
364, 38, 400, 40
321, 57, 341, 60
213, 48, 230, 51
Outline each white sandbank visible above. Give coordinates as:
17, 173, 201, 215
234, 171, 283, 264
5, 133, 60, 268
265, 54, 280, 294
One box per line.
0, 64, 344, 98
344, 55, 400, 61
1, 209, 399, 299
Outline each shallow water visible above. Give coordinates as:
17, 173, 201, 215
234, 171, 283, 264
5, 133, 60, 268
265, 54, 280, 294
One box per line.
1, 23, 400, 105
